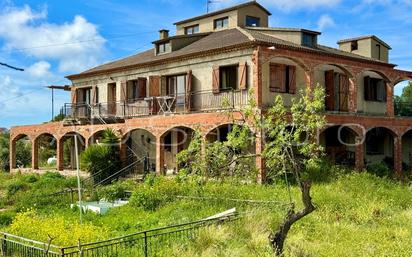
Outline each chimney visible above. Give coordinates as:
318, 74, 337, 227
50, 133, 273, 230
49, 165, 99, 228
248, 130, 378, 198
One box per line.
159, 29, 169, 40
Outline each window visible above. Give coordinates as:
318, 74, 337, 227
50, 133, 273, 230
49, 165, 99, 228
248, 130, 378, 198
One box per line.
219, 65, 238, 90
184, 24, 199, 35
78, 88, 92, 104
269, 64, 296, 94
351, 41, 358, 51
157, 42, 170, 54
302, 33, 316, 47
167, 74, 186, 105
128, 79, 147, 101
95, 87, 99, 104
214, 17, 229, 29
376, 44, 381, 60
364, 76, 386, 102
245, 16, 260, 27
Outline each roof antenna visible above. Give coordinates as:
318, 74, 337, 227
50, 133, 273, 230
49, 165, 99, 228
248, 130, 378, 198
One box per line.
207, 0, 220, 13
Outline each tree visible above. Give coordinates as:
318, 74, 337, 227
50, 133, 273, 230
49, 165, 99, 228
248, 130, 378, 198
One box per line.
0, 132, 10, 171
262, 85, 325, 255
394, 82, 412, 116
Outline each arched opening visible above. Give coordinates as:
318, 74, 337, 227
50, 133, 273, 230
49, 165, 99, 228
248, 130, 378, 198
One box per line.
160, 126, 195, 174
60, 132, 86, 170
358, 70, 388, 115
319, 125, 358, 166
365, 127, 395, 168
314, 64, 352, 113
34, 133, 57, 169
88, 130, 105, 145
11, 134, 32, 169
394, 79, 412, 116
122, 129, 156, 174
401, 130, 412, 171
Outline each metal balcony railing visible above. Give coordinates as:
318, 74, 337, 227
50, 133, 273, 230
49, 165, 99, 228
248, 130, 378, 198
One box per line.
60, 90, 249, 120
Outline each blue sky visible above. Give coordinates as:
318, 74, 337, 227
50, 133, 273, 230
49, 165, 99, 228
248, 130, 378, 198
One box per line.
0, 0, 411, 128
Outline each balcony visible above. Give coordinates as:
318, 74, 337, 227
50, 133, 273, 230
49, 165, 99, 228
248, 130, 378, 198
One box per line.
60, 90, 249, 124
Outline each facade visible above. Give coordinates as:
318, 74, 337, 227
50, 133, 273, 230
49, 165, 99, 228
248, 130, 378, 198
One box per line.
9, 1, 412, 180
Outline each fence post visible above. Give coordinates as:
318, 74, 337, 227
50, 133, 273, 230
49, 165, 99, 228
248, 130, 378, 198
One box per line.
231, 90, 235, 109
1, 234, 6, 257
144, 231, 148, 257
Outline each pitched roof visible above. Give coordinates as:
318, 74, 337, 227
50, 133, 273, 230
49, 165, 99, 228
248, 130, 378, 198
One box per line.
67, 27, 395, 80
338, 35, 392, 49
173, 1, 271, 25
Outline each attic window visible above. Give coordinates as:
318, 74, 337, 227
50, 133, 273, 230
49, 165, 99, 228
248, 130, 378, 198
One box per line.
351, 41, 358, 51
185, 24, 199, 35
246, 16, 260, 27
214, 17, 229, 29
302, 33, 316, 47
157, 42, 171, 54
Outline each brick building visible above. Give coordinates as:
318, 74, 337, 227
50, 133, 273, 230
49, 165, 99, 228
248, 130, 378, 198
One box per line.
9, 1, 412, 180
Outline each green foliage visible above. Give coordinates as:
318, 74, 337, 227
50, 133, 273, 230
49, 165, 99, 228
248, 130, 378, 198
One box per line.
96, 180, 135, 202
37, 136, 56, 167
16, 140, 31, 168
0, 132, 9, 171
367, 162, 391, 178
80, 129, 121, 185
262, 85, 326, 181
52, 113, 65, 122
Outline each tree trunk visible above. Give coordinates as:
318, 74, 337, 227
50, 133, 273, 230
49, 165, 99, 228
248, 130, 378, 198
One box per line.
269, 180, 315, 256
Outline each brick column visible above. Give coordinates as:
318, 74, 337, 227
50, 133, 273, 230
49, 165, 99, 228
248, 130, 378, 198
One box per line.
349, 78, 357, 113
32, 138, 39, 170
119, 142, 127, 168
57, 137, 64, 171
355, 137, 364, 171
255, 130, 266, 183
155, 136, 164, 175
394, 136, 402, 176
386, 82, 394, 117
252, 47, 263, 108
305, 68, 314, 89
9, 139, 16, 170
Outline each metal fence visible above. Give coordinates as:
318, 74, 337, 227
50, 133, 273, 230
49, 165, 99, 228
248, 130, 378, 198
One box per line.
1, 215, 237, 257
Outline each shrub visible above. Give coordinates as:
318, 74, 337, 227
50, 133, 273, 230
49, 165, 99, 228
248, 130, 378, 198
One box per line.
129, 178, 182, 211
96, 181, 135, 202
367, 162, 391, 178
6, 180, 28, 197
0, 211, 14, 227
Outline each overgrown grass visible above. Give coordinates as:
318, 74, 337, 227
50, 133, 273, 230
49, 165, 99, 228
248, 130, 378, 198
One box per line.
0, 171, 412, 256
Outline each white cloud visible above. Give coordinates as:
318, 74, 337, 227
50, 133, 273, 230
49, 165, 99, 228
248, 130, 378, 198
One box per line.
317, 14, 335, 30
213, 0, 342, 11
26, 61, 52, 78
0, 5, 106, 73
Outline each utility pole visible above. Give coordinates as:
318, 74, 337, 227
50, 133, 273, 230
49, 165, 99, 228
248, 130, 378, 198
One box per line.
46, 85, 71, 121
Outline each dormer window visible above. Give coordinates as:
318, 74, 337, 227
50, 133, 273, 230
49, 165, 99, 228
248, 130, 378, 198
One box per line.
157, 42, 171, 54
302, 33, 316, 47
214, 17, 229, 29
351, 41, 358, 51
246, 16, 260, 27
184, 24, 200, 35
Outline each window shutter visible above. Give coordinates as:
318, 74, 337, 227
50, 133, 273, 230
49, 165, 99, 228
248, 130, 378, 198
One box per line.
325, 70, 335, 110
149, 76, 160, 96
377, 80, 386, 102
138, 78, 147, 98
92, 86, 97, 105
71, 88, 77, 104
212, 65, 220, 94
339, 74, 349, 111
269, 64, 285, 92
364, 76, 371, 101
120, 81, 127, 102
288, 66, 296, 94
238, 61, 247, 90
185, 70, 192, 112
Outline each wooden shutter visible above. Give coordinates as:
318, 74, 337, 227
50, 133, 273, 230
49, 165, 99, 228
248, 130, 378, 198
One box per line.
71, 88, 77, 104
138, 78, 147, 98
238, 61, 247, 90
270, 64, 286, 92
364, 76, 371, 101
120, 81, 127, 102
377, 80, 386, 102
185, 70, 192, 112
92, 85, 97, 105
288, 66, 296, 94
339, 74, 349, 111
149, 76, 160, 96
325, 70, 335, 111
212, 65, 220, 94
161, 76, 167, 96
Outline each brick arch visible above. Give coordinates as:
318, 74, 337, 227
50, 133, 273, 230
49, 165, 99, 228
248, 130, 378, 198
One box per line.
313, 63, 355, 78
121, 127, 157, 145
87, 129, 108, 145
365, 126, 398, 137
60, 131, 87, 146
263, 55, 310, 71
320, 124, 364, 138
11, 133, 31, 143
204, 122, 254, 142
361, 69, 391, 82
158, 125, 196, 140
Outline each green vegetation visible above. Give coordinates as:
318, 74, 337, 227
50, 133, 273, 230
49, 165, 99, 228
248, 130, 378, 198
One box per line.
0, 171, 412, 256
0, 132, 31, 170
